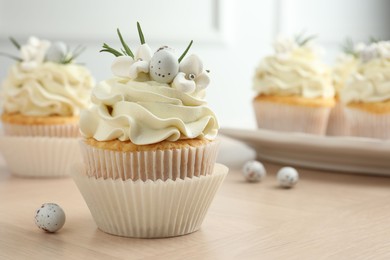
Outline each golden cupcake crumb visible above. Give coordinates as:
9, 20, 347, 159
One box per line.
1, 113, 79, 125
254, 94, 335, 108
84, 137, 212, 152
347, 100, 390, 114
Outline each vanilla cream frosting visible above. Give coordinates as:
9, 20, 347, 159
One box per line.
79, 78, 219, 145
253, 46, 334, 98
332, 54, 358, 94
341, 58, 390, 103
1, 62, 94, 116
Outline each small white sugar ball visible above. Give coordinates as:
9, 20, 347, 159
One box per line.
242, 160, 266, 182
277, 167, 299, 188
34, 203, 66, 233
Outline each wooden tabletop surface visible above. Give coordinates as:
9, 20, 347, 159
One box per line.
1, 155, 390, 259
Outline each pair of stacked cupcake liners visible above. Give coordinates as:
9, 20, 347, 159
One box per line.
0, 24, 227, 238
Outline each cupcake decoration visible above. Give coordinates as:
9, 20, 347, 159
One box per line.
1, 36, 86, 71
101, 22, 210, 94
0, 36, 94, 178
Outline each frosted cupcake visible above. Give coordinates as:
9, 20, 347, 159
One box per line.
0, 37, 94, 177
72, 23, 227, 238
253, 35, 335, 135
341, 41, 390, 139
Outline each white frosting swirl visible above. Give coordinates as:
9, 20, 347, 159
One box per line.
341, 58, 390, 103
332, 54, 358, 94
253, 46, 334, 98
80, 78, 219, 145
1, 62, 95, 116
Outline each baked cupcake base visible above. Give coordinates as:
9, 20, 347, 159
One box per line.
71, 162, 228, 238
345, 102, 390, 139
80, 138, 220, 181
253, 95, 334, 135
0, 135, 81, 177
1, 113, 80, 137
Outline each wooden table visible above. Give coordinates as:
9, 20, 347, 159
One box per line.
1, 155, 390, 259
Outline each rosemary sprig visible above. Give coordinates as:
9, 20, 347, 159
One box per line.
9, 37, 21, 50
62, 45, 86, 64
178, 40, 193, 63
0, 52, 22, 61
294, 31, 317, 46
117, 28, 134, 58
100, 43, 123, 57
137, 22, 145, 44
341, 38, 357, 57
369, 36, 380, 43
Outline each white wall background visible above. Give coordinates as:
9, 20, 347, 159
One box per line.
0, 0, 389, 129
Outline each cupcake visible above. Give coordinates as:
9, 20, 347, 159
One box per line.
253, 35, 335, 135
341, 40, 390, 139
0, 37, 95, 177
72, 23, 227, 238
327, 40, 359, 136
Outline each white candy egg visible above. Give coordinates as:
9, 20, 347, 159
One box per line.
149, 49, 179, 83
45, 41, 67, 63
277, 167, 299, 188
34, 203, 66, 233
242, 160, 266, 182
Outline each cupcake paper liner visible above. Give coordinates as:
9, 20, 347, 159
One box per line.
2, 123, 80, 138
345, 108, 390, 139
0, 135, 82, 177
80, 140, 220, 181
253, 101, 331, 135
326, 101, 350, 136
71, 162, 228, 238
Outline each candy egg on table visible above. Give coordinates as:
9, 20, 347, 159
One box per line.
242, 160, 266, 182
277, 167, 299, 188
149, 48, 179, 83
34, 203, 66, 233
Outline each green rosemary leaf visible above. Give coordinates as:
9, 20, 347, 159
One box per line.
369, 36, 380, 43
117, 28, 134, 58
137, 22, 146, 44
299, 34, 317, 46
0, 52, 22, 61
100, 43, 123, 57
9, 37, 21, 50
178, 40, 193, 63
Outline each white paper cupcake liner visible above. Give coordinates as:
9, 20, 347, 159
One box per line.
80, 140, 220, 181
326, 101, 350, 136
253, 101, 331, 135
0, 135, 82, 177
344, 108, 390, 139
71, 163, 228, 238
2, 122, 80, 137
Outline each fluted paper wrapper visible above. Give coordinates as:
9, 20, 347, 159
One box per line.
0, 135, 81, 177
80, 140, 220, 181
2, 123, 80, 137
253, 101, 331, 135
345, 108, 390, 139
71, 163, 228, 238
326, 101, 350, 136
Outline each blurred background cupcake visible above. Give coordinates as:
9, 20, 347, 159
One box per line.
326, 39, 360, 136
341, 40, 390, 139
253, 34, 335, 135
0, 36, 95, 177
72, 24, 227, 238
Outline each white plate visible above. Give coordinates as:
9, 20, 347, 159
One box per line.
220, 128, 390, 176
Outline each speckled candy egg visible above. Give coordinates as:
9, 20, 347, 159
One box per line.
242, 160, 266, 182
34, 203, 66, 233
277, 167, 299, 188
149, 49, 179, 83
